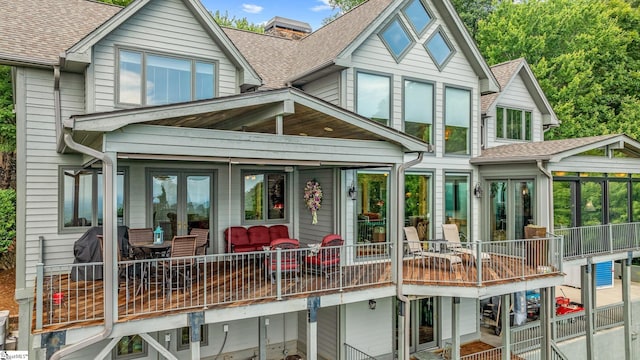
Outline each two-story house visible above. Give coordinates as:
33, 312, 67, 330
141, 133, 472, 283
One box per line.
1, 0, 639, 359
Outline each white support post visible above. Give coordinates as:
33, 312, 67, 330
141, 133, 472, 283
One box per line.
307, 297, 320, 360
540, 288, 552, 360
451, 297, 460, 360
582, 262, 594, 360
259, 317, 267, 360
623, 252, 633, 360
501, 294, 511, 360
139, 333, 179, 360
95, 336, 122, 360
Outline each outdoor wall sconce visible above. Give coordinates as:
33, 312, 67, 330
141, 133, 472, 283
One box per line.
348, 183, 357, 200
368, 299, 377, 310
473, 183, 483, 198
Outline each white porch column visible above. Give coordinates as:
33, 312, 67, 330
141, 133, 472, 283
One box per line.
307, 297, 320, 360
451, 297, 460, 360
623, 252, 633, 360
105, 151, 119, 320
501, 294, 511, 360
189, 312, 204, 360
540, 287, 552, 360
582, 261, 594, 360
259, 316, 267, 360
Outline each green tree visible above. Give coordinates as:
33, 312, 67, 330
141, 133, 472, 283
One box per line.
449, 0, 495, 39
211, 11, 264, 33
0, 66, 15, 152
96, 0, 133, 5
322, 0, 366, 24
476, 0, 640, 140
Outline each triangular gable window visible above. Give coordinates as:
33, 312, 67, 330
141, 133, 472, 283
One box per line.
424, 26, 455, 70
379, 17, 414, 63
402, 0, 434, 36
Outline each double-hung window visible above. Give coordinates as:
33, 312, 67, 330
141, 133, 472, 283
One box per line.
444, 87, 471, 155
404, 79, 433, 143
356, 72, 391, 125
496, 107, 532, 141
243, 172, 287, 223
61, 168, 126, 230
118, 49, 216, 106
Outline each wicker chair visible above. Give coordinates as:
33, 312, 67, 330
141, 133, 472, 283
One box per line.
163, 235, 197, 295
128, 228, 154, 259
189, 228, 209, 256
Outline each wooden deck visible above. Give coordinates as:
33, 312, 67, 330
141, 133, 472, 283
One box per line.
34, 253, 559, 333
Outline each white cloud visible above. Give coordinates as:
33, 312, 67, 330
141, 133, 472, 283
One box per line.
242, 4, 263, 14
311, 0, 332, 12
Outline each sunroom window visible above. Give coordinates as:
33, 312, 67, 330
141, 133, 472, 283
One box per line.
243, 172, 287, 223
61, 168, 126, 230
118, 49, 216, 106
444, 87, 470, 155
402, 0, 433, 35
379, 17, 414, 62
356, 72, 391, 125
496, 107, 532, 141
425, 27, 454, 69
404, 79, 433, 143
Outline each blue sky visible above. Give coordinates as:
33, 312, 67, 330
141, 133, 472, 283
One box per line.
200, 0, 340, 32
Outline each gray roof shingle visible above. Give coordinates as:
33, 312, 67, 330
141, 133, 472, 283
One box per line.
471, 134, 621, 164
0, 0, 121, 65
480, 58, 524, 113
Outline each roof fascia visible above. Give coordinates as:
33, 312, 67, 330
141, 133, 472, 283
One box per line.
0, 53, 56, 69
548, 135, 640, 163
64, 0, 261, 87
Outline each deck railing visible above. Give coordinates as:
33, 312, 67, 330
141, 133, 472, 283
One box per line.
554, 222, 640, 260
460, 346, 502, 360
35, 242, 393, 329
344, 343, 377, 360
403, 236, 563, 286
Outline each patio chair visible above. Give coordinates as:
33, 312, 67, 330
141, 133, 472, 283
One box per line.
189, 228, 209, 256
441, 224, 491, 264
98, 235, 143, 299
304, 234, 343, 278
403, 226, 463, 271
163, 235, 197, 295
268, 224, 290, 241
265, 238, 300, 283
128, 228, 154, 259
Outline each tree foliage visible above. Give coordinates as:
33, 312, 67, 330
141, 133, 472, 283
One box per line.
0, 189, 15, 252
211, 11, 264, 33
96, 0, 133, 6
0, 66, 15, 152
449, 0, 494, 39
476, 0, 640, 140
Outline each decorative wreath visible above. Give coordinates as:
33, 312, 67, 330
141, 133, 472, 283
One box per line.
303, 179, 323, 224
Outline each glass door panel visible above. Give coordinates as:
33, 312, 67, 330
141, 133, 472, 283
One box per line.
405, 174, 431, 240
410, 297, 437, 351
514, 181, 533, 239
553, 181, 575, 228
445, 174, 469, 237
152, 174, 178, 241
490, 181, 507, 241
357, 171, 389, 244
187, 175, 211, 232
581, 181, 603, 226
608, 181, 628, 224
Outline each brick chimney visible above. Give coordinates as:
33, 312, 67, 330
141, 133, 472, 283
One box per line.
264, 16, 312, 40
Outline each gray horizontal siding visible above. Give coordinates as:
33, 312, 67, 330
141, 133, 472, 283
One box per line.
22, 68, 88, 280
92, 0, 239, 112
302, 73, 340, 106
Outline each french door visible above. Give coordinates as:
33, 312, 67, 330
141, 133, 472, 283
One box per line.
148, 170, 212, 241
410, 297, 437, 351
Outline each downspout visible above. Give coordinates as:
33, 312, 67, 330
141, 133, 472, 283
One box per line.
49, 66, 116, 359
536, 160, 553, 230
396, 151, 424, 359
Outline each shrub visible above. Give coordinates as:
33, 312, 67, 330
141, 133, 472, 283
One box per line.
0, 189, 15, 253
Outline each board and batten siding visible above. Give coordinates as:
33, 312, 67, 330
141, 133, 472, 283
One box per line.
91, 0, 239, 112
20, 68, 86, 281
485, 72, 544, 149
301, 72, 341, 106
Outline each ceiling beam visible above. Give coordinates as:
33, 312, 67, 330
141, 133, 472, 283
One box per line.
215, 100, 295, 131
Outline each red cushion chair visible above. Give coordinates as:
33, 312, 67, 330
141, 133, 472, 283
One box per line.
305, 234, 344, 278
248, 225, 271, 250
224, 227, 252, 253
266, 238, 300, 283
269, 225, 290, 241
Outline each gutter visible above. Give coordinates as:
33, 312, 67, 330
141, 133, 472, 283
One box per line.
49, 67, 116, 359
396, 151, 424, 360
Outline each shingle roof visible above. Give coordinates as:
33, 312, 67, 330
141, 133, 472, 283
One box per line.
480, 58, 524, 113
0, 0, 121, 66
223, 28, 298, 89
225, 0, 394, 88
471, 134, 621, 164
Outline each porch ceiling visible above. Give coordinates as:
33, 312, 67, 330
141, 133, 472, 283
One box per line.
148, 102, 382, 141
